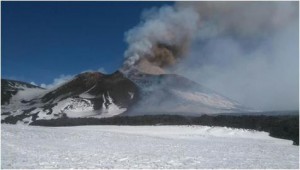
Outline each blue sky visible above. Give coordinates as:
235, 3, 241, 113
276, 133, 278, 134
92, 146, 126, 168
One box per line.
2, 1, 172, 85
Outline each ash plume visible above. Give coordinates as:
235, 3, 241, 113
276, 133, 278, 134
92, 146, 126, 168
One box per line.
121, 2, 299, 111
122, 5, 200, 74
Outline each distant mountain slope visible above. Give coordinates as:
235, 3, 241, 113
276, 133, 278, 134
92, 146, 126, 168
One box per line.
125, 70, 247, 115
1, 71, 139, 124
1, 79, 44, 105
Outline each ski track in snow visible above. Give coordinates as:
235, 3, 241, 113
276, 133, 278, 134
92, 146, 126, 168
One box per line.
1, 125, 299, 169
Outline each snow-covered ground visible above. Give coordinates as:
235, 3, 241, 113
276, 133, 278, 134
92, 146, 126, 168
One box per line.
1, 124, 299, 169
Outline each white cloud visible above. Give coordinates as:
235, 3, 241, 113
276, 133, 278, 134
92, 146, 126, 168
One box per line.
81, 67, 107, 74
30, 82, 37, 86
40, 74, 73, 89
97, 67, 107, 74
40, 67, 107, 89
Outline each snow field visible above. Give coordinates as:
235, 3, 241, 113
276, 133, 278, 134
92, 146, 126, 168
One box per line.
1, 125, 299, 169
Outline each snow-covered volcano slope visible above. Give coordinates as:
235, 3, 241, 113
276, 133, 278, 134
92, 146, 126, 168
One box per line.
2, 124, 298, 169
2, 70, 248, 124
1, 71, 139, 124
1, 79, 45, 105
126, 70, 247, 115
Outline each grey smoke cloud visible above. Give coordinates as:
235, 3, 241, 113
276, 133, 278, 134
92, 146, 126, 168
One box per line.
123, 1, 299, 111
175, 1, 299, 111
122, 5, 200, 73
178, 1, 298, 38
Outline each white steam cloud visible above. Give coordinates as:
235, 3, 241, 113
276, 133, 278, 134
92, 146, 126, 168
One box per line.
40, 67, 107, 89
123, 1, 299, 111
41, 74, 73, 89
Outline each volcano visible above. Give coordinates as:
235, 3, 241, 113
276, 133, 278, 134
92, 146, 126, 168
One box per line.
125, 70, 246, 115
1, 70, 246, 124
